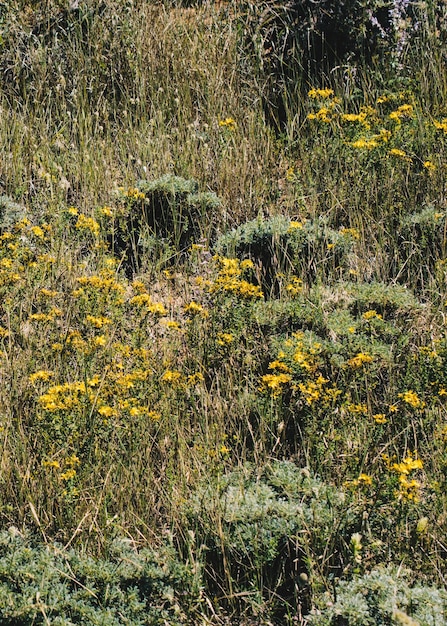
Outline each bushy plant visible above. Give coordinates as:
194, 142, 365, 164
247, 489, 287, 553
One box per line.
0, 528, 202, 625
0, 195, 27, 230
111, 175, 220, 274
214, 214, 359, 294
308, 565, 447, 625
183, 460, 353, 622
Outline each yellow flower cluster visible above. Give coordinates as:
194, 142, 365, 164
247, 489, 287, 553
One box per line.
391, 453, 423, 502
118, 186, 145, 200
398, 390, 425, 409
347, 352, 373, 368
308, 88, 334, 99
29, 307, 63, 323
29, 370, 54, 383
307, 106, 334, 123
288, 220, 305, 231
389, 148, 412, 162
130, 293, 167, 316
39, 380, 92, 411
183, 301, 207, 316
362, 309, 383, 320
75, 214, 100, 236
285, 276, 303, 297
85, 315, 112, 328
298, 375, 328, 405
346, 473, 373, 489
345, 402, 368, 415
339, 227, 360, 240
75, 269, 126, 301
216, 332, 234, 346
259, 373, 292, 397
209, 257, 263, 300
290, 333, 320, 373
434, 118, 447, 133
351, 129, 391, 150
389, 103, 414, 122
218, 117, 237, 131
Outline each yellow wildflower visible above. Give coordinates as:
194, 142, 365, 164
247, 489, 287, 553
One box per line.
362, 309, 382, 320
42, 460, 60, 469
132, 280, 147, 293
357, 473, 373, 486
75, 214, 100, 236
161, 369, 183, 385
94, 335, 107, 347
130, 293, 152, 307
183, 302, 206, 316
218, 117, 237, 131
347, 352, 373, 368
216, 332, 234, 346
373, 413, 387, 424
389, 104, 414, 122
85, 315, 112, 328
39, 288, 59, 298
162, 320, 182, 331
65, 455, 80, 467
339, 227, 360, 240
31, 225, 45, 238
187, 372, 205, 386
260, 373, 291, 397
389, 148, 412, 162
434, 118, 447, 134
60, 469, 76, 481
288, 220, 305, 230
268, 360, 291, 373
398, 390, 425, 409
346, 403, 368, 415
148, 302, 167, 316
285, 276, 303, 296
29, 370, 54, 383
98, 405, 118, 418
351, 137, 378, 150
392, 454, 423, 475
308, 88, 334, 99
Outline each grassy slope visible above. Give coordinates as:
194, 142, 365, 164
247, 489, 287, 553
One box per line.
0, 1, 447, 623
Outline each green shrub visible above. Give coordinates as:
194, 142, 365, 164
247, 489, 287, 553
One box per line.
214, 214, 358, 294
0, 195, 27, 230
0, 529, 202, 625
308, 565, 447, 625
111, 175, 221, 274
184, 460, 353, 622
394, 206, 447, 288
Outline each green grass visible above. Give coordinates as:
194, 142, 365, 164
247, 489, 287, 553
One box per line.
0, 1, 447, 624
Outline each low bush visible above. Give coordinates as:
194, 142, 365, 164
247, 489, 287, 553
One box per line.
0, 529, 202, 625
308, 566, 447, 625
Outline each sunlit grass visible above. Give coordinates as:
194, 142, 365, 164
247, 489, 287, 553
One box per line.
0, 0, 447, 623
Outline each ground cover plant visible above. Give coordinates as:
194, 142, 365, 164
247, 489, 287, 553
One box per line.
1, 0, 447, 623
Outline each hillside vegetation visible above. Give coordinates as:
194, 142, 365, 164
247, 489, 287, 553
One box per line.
1, 0, 447, 623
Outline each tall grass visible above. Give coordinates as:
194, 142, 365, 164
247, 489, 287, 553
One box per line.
0, 1, 447, 623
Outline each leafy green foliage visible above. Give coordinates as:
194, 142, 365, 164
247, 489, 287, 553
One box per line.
215, 214, 358, 294
0, 1, 447, 624
309, 566, 447, 625
112, 175, 220, 273
0, 530, 202, 625
184, 460, 352, 621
